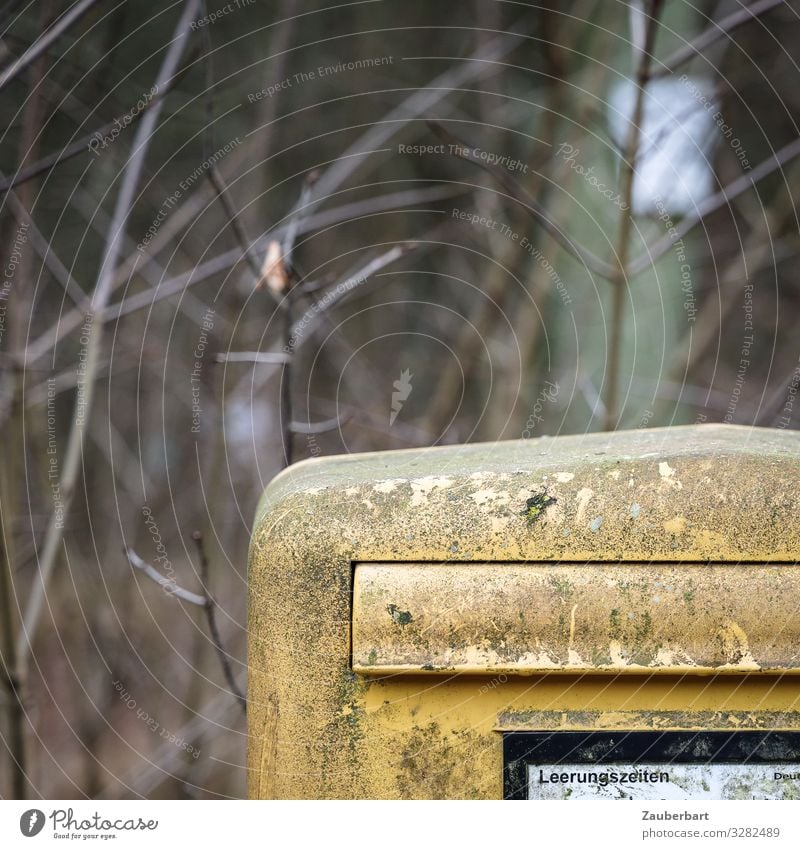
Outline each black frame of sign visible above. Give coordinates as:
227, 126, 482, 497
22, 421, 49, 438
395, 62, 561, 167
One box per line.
503, 730, 800, 800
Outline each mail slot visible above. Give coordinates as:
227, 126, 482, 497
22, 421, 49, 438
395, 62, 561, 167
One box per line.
248, 423, 800, 799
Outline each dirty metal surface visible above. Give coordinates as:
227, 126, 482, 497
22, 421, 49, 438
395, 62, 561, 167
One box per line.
352, 562, 800, 674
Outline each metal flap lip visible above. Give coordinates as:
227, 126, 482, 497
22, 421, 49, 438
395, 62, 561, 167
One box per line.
352, 561, 800, 676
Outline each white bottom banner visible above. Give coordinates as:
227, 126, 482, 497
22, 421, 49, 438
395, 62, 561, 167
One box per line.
2, 800, 800, 848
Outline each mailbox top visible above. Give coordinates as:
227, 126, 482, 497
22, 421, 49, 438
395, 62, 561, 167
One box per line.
247, 424, 800, 799
254, 424, 799, 562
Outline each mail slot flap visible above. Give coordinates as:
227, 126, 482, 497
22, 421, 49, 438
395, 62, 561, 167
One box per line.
352, 562, 800, 675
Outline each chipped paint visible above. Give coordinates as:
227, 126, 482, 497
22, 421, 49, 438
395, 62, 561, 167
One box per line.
719, 620, 759, 669
574, 487, 594, 523
470, 488, 510, 509
490, 517, 511, 533
374, 479, 403, 494
659, 461, 683, 490
609, 640, 628, 666
409, 475, 452, 506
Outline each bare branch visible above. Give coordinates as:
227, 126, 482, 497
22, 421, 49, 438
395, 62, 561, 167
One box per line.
0, 128, 102, 195
114, 187, 452, 320
629, 134, 800, 276
649, 0, 786, 81
17, 0, 203, 670
213, 351, 290, 365
0, 0, 110, 93
21, 184, 458, 366
429, 122, 617, 280
605, 0, 663, 430
126, 548, 207, 607
109, 131, 263, 283
290, 244, 415, 343
70, 184, 213, 330
3, 190, 88, 308
281, 22, 528, 220
276, 174, 320, 466
283, 172, 316, 274
205, 165, 263, 280
290, 413, 350, 435
191, 532, 246, 715
24, 354, 118, 407
0, 63, 185, 195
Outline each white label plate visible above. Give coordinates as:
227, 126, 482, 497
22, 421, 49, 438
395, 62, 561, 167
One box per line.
528, 763, 800, 800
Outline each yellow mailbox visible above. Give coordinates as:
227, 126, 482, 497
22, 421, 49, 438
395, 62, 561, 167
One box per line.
248, 424, 800, 799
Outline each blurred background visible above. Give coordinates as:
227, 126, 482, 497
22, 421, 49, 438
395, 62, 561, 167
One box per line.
1, 0, 799, 798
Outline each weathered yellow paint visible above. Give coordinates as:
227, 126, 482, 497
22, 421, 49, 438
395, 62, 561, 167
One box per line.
352, 562, 800, 674
248, 424, 800, 798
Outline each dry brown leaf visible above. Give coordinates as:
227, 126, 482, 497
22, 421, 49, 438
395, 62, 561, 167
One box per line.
257, 240, 289, 294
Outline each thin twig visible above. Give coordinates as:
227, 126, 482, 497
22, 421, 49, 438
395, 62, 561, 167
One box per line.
3, 189, 88, 308
282, 22, 528, 221
69, 184, 212, 330
289, 413, 350, 435
649, 0, 786, 80
0, 126, 104, 195
605, 0, 663, 430
664, 159, 800, 389
270, 171, 318, 466
109, 187, 451, 322
428, 121, 617, 280
0, 0, 111, 92
213, 351, 290, 365
278, 173, 318, 466
628, 134, 800, 276
0, 509, 26, 799
191, 532, 246, 715
22, 354, 117, 408
108, 130, 263, 284
126, 548, 206, 606
290, 244, 416, 343
0, 63, 185, 195
120, 187, 440, 313
17, 0, 203, 671
0, 3, 57, 797
23, 184, 458, 366
283, 174, 315, 274
205, 165, 263, 280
